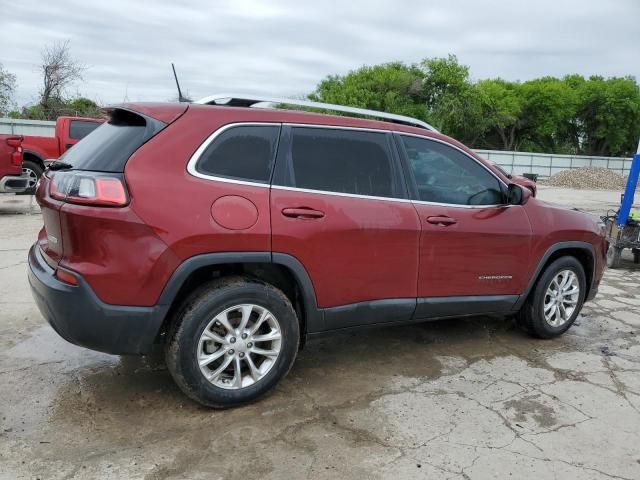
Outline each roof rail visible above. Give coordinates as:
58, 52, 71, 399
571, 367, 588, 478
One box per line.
194, 93, 438, 132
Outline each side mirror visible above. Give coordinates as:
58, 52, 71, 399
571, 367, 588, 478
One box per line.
506, 183, 530, 205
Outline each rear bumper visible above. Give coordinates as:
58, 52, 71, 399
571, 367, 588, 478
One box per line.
28, 244, 168, 355
0, 174, 28, 193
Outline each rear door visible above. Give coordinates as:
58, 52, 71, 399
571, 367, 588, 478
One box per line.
395, 134, 532, 317
270, 125, 421, 330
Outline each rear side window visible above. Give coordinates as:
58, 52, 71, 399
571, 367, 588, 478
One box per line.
69, 120, 100, 140
60, 109, 165, 172
282, 127, 400, 198
195, 125, 280, 183
401, 135, 504, 205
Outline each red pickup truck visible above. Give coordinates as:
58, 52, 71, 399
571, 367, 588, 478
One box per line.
0, 135, 26, 193
22, 116, 103, 193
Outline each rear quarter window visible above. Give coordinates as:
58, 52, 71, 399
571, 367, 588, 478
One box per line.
194, 125, 280, 183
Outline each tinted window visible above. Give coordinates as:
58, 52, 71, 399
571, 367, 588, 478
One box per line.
287, 127, 398, 198
61, 109, 164, 172
196, 125, 280, 183
69, 120, 101, 140
402, 136, 504, 205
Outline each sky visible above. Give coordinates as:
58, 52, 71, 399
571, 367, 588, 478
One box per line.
1, 0, 639, 107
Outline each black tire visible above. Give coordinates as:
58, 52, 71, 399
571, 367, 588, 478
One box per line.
165, 276, 299, 408
19, 160, 43, 195
516, 256, 586, 339
606, 246, 622, 269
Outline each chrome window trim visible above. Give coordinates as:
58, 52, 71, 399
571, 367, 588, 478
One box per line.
186, 122, 511, 209
270, 184, 412, 204
410, 199, 508, 209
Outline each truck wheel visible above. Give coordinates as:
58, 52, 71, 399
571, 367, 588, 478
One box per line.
606, 246, 623, 269
516, 256, 586, 339
633, 249, 640, 265
20, 160, 43, 195
165, 276, 300, 408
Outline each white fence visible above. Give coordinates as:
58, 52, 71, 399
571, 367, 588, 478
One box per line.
0, 117, 633, 178
0, 118, 55, 137
476, 149, 633, 179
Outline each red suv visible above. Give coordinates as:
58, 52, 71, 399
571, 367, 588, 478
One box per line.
28, 94, 607, 407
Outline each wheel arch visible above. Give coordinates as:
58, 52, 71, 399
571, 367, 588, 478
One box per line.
23, 151, 46, 169
514, 241, 596, 311
155, 252, 322, 347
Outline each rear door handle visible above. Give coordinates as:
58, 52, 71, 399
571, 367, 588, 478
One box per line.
282, 207, 325, 219
426, 215, 457, 226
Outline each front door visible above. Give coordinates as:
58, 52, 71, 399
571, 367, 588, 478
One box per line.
396, 134, 532, 317
270, 126, 421, 330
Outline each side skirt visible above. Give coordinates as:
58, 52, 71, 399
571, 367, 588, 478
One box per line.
316, 295, 519, 333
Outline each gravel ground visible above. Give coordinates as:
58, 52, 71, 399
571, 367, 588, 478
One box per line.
543, 167, 631, 190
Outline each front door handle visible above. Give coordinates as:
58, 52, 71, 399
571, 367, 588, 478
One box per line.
282, 207, 325, 219
426, 215, 457, 226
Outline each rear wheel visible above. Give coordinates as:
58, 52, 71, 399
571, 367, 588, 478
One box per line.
20, 160, 43, 195
165, 276, 299, 408
516, 256, 586, 339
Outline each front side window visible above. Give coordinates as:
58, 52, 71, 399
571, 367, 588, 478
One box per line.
69, 120, 101, 140
196, 125, 280, 183
286, 127, 399, 198
401, 136, 504, 205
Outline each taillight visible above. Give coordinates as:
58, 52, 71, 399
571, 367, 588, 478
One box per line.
49, 171, 129, 207
11, 147, 23, 167
6, 136, 23, 166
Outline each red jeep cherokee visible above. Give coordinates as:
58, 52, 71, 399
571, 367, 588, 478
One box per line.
28, 95, 607, 407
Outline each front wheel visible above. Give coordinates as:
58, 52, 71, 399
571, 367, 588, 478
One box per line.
165, 276, 300, 408
516, 256, 586, 339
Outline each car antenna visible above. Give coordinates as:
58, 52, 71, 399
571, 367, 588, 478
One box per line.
171, 63, 187, 102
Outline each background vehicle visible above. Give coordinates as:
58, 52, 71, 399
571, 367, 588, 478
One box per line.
28, 95, 607, 408
21, 116, 103, 193
0, 135, 26, 193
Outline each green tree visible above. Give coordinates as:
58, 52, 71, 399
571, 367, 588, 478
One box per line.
307, 55, 640, 157
475, 79, 523, 150
576, 76, 640, 156
517, 77, 578, 153
18, 97, 102, 120
418, 55, 485, 144
0, 63, 17, 116
309, 62, 429, 121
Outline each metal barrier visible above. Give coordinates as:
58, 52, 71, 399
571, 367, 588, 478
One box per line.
0, 118, 56, 137
476, 149, 633, 178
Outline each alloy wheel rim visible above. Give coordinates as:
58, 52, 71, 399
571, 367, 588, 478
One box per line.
197, 304, 282, 389
543, 270, 580, 327
22, 167, 38, 188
